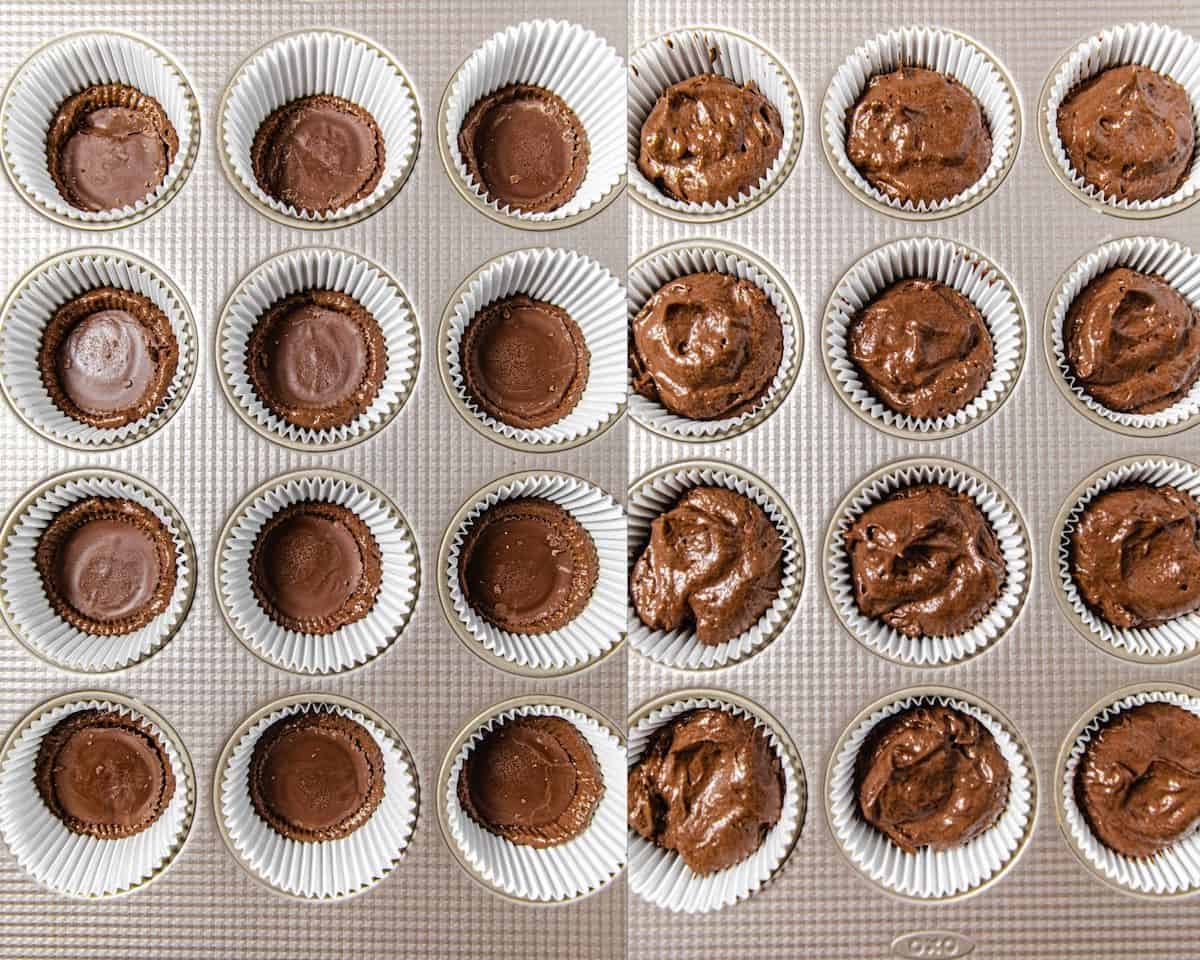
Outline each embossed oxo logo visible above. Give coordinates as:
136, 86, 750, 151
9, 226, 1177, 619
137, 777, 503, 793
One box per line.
891, 931, 976, 960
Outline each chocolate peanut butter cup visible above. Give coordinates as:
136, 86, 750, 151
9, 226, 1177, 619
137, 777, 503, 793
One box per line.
249, 710, 385, 843
34, 708, 175, 839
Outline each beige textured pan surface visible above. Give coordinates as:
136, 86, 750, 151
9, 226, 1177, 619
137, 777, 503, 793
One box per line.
630, 1, 1200, 958
0, 2, 624, 958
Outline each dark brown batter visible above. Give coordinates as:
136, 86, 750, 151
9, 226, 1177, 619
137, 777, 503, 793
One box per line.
460, 295, 589, 429
1076, 702, 1200, 858
458, 84, 588, 213
35, 708, 175, 839
252, 94, 385, 214
1057, 65, 1195, 202
246, 289, 387, 431
1070, 484, 1200, 629
39, 287, 178, 429
846, 484, 1005, 637
251, 501, 382, 635
630, 272, 783, 421
249, 710, 384, 843
628, 708, 783, 875
855, 705, 1009, 853
35, 497, 176, 637
631, 486, 782, 646
638, 74, 783, 205
46, 83, 178, 212
1065, 268, 1200, 415
458, 498, 598, 635
845, 67, 992, 205
458, 714, 603, 848
850, 279, 994, 419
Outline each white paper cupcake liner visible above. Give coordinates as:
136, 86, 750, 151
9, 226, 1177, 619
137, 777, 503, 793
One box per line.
441, 473, 625, 675
628, 27, 801, 220
1, 30, 199, 228
218, 698, 417, 900
441, 247, 624, 450
0, 695, 194, 898
628, 241, 802, 441
1046, 237, 1200, 436
220, 29, 419, 226
216, 471, 419, 675
822, 26, 1019, 218
1053, 457, 1200, 661
441, 19, 624, 227
218, 248, 419, 451
1059, 686, 1200, 896
627, 693, 804, 913
825, 459, 1030, 666
825, 237, 1024, 439
1041, 23, 1200, 217
0, 248, 196, 451
0, 471, 195, 673
443, 700, 625, 902
628, 462, 803, 670
828, 689, 1035, 900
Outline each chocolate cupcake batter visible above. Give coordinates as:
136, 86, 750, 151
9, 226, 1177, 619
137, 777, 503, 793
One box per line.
630, 272, 783, 421
249, 710, 384, 843
630, 486, 783, 646
458, 714, 603, 848
845, 67, 993, 205
1065, 268, 1200, 415
458, 84, 588, 214
850, 279, 994, 419
855, 705, 1009, 853
246, 289, 387, 431
458, 498, 597, 635
460, 295, 589, 429
35, 708, 175, 839
1076, 702, 1200, 858
638, 74, 783, 205
1071, 484, 1200, 629
845, 484, 1005, 637
39, 287, 178, 429
251, 501, 382, 635
252, 94, 385, 214
628, 708, 783, 875
1057, 65, 1195, 202
46, 83, 179, 212
35, 496, 176, 637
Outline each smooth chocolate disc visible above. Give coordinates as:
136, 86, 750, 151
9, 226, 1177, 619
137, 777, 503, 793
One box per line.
265, 304, 369, 410
55, 518, 160, 623
256, 512, 363, 623
55, 309, 156, 415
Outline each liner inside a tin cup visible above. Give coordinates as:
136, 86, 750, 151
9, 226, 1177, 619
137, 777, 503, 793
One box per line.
628, 242, 801, 441
826, 460, 1029, 667
627, 463, 802, 670
825, 237, 1023, 438
628, 27, 801, 218
823, 26, 1019, 217
627, 694, 803, 913
444, 701, 625, 902
443, 19, 624, 225
218, 699, 416, 899
1054, 458, 1200, 661
443, 248, 625, 448
0, 249, 196, 450
1060, 687, 1200, 895
219, 248, 419, 450
828, 691, 1034, 899
221, 30, 419, 225
2, 31, 198, 226
1047, 237, 1200, 435
444, 474, 625, 674
1043, 23, 1200, 216
217, 472, 418, 675
0, 696, 193, 898
0, 472, 194, 672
